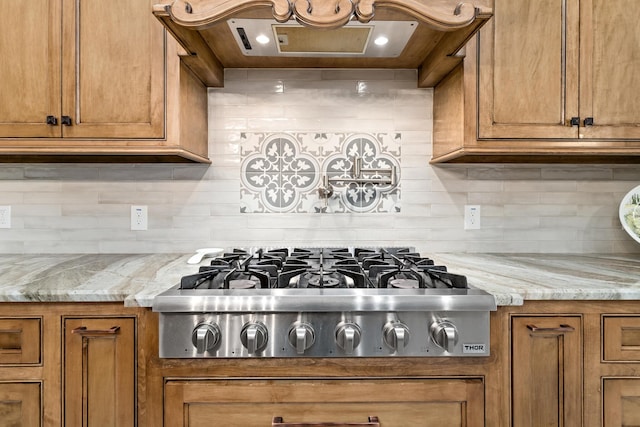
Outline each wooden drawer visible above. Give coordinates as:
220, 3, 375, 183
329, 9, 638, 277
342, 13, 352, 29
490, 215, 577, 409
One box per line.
0, 382, 41, 426
603, 379, 640, 426
0, 318, 41, 365
603, 316, 640, 361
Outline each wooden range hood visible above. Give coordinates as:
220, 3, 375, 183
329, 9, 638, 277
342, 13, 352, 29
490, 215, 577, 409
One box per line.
153, 0, 493, 87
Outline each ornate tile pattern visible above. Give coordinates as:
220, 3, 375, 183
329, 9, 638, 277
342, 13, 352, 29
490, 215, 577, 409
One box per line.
240, 132, 401, 213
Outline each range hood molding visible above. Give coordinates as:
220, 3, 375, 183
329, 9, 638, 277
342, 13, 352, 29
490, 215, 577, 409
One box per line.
153, 0, 493, 87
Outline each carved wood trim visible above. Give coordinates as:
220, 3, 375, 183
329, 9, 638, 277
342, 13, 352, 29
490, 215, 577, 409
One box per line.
160, 0, 488, 31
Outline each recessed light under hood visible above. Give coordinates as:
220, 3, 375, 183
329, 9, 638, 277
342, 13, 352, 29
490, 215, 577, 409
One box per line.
228, 19, 417, 58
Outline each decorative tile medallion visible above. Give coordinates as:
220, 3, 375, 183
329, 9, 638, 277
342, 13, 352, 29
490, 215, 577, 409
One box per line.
240, 132, 401, 213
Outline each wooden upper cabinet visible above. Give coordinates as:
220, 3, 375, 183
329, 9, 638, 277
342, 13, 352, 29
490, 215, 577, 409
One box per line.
0, 0, 164, 140
579, 0, 640, 140
477, 0, 580, 139
61, 0, 165, 139
0, 0, 209, 162
432, 0, 640, 162
479, 0, 640, 141
0, 0, 62, 138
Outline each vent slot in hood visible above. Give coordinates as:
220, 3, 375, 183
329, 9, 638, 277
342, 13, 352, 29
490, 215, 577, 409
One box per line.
153, 0, 493, 87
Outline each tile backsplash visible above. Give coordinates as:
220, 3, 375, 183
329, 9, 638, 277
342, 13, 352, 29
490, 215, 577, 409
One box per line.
240, 132, 401, 213
0, 68, 639, 254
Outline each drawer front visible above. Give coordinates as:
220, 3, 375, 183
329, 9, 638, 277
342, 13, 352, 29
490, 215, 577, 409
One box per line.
603, 379, 640, 427
0, 318, 41, 365
0, 382, 41, 426
603, 316, 640, 361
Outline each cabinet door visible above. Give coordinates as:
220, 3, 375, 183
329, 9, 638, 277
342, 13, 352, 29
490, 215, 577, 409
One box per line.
0, 0, 62, 138
603, 379, 640, 426
579, 0, 640, 139
164, 378, 485, 427
512, 316, 582, 427
63, 317, 135, 427
60, 0, 165, 139
477, 0, 580, 140
0, 382, 41, 426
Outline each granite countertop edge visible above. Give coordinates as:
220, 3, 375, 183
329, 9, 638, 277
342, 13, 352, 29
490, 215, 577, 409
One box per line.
0, 253, 637, 308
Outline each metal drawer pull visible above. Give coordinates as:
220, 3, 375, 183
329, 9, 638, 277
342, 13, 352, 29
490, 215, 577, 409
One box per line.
272, 416, 380, 426
71, 326, 120, 336
526, 324, 575, 333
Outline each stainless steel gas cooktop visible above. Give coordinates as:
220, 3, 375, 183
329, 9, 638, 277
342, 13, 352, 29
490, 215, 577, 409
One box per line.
153, 247, 496, 358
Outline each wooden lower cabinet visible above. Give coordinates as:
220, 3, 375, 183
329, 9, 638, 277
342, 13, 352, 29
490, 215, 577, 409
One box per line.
511, 316, 582, 426
63, 317, 136, 427
0, 303, 143, 426
164, 378, 485, 427
603, 379, 640, 426
0, 382, 41, 426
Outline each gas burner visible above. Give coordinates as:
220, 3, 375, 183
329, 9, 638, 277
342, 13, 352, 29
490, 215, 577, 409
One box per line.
304, 272, 347, 288
227, 279, 258, 289
389, 278, 419, 289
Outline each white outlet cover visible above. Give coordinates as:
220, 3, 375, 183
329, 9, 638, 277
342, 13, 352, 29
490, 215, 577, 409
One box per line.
0, 206, 10, 229
464, 205, 481, 230
131, 205, 148, 230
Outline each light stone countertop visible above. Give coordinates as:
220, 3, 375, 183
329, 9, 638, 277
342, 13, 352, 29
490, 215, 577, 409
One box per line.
0, 253, 637, 307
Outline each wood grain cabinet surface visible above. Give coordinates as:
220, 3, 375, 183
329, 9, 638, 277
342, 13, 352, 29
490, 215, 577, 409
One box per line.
0, 0, 209, 163
164, 378, 485, 427
432, 0, 640, 163
511, 316, 582, 427
63, 317, 136, 427
0, 303, 143, 426
603, 378, 640, 427
0, 382, 41, 427
0, 318, 41, 365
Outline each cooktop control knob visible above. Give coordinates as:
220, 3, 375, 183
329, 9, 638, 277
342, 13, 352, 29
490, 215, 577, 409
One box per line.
288, 321, 316, 354
240, 321, 268, 354
335, 321, 361, 355
430, 320, 458, 353
383, 321, 410, 352
191, 323, 221, 354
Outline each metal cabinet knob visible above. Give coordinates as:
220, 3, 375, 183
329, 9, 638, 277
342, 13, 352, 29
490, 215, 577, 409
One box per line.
430, 320, 458, 353
240, 321, 268, 354
288, 321, 315, 354
191, 323, 221, 353
383, 321, 410, 351
335, 321, 361, 355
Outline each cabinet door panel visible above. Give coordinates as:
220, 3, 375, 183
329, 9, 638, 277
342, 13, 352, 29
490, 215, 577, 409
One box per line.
165, 378, 484, 427
64, 318, 135, 427
61, 0, 165, 139
603, 379, 640, 426
579, 0, 640, 139
0, 0, 61, 138
512, 316, 582, 427
478, 0, 580, 139
0, 382, 41, 427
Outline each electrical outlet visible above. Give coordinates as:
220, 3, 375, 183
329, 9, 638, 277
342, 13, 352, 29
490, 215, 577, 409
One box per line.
130, 205, 148, 230
464, 205, 481, 230
0, 206, 10, 229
